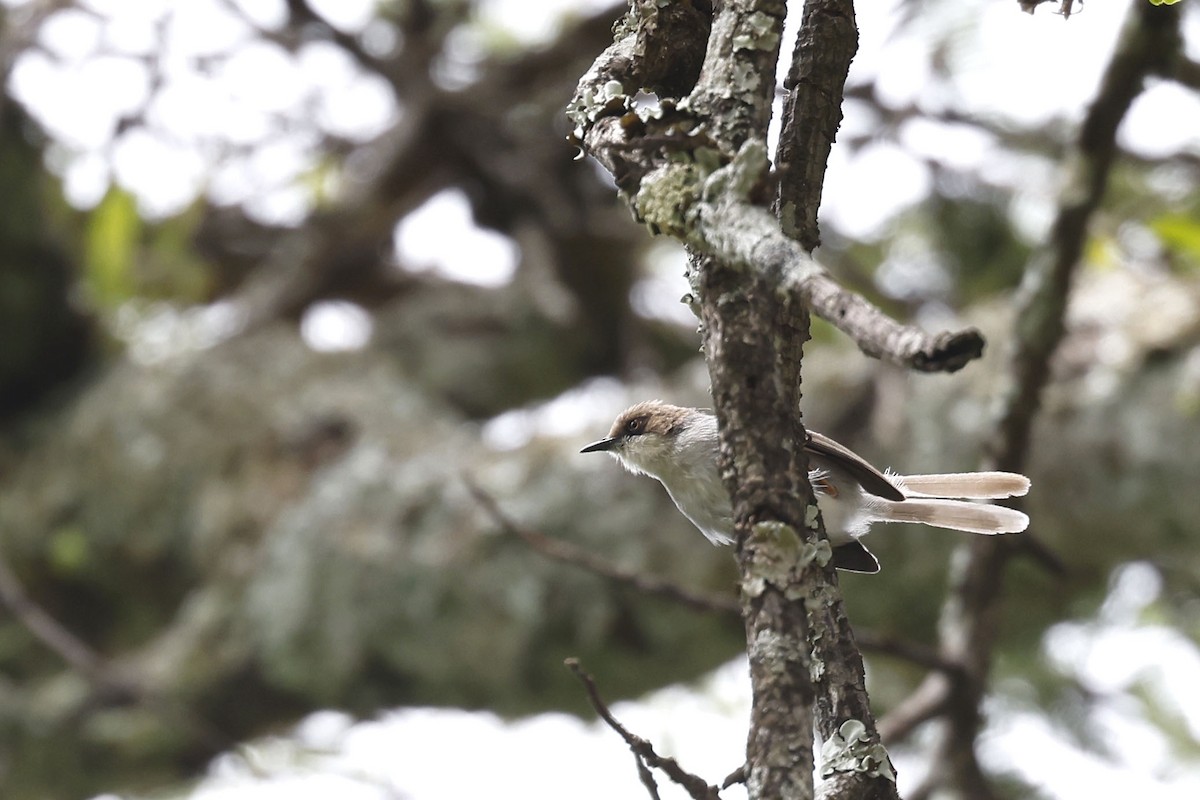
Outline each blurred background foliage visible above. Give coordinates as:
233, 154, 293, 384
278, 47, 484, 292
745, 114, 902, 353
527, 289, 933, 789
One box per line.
0, 0, 1199, 797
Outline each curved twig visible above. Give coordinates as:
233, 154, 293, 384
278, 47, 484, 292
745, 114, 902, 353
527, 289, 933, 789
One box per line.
566, 658, 722, 800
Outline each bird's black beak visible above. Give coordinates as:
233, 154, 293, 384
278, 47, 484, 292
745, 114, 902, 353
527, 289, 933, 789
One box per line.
581, 436, 618, 454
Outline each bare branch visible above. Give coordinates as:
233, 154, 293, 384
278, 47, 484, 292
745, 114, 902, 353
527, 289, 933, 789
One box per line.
565, 658, 722, 800
474, 475, 955, 686
700, 199, 987, 373
722, 764, 747, 789
876, 674, 951, 746
0, 548, 107, 681
920, 4, 1184, 796
466, 478, 740, 615
775, 0, 857, 249
0, 544, 230, 751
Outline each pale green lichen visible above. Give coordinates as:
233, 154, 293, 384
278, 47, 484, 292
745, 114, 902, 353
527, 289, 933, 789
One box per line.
805, 537, 832, 568
748, 520, 804, 590
566, 80, 632, 129
731, 61, 758, 91
820, 719, 897, 782
702, 139, 768, 203
733, 11, 780, 52
734, 520, 801, 594
634, 100, 664, 123
779, 200, 801, 236
634, 162, 703, 237
751, 520, 803, 551
748, 519, 831, 602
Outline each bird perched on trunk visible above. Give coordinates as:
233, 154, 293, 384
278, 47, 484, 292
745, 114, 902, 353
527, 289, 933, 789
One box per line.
582, 401, 1029, 573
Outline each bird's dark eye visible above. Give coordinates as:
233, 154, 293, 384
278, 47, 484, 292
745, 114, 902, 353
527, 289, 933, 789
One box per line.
625, 417, 645, 435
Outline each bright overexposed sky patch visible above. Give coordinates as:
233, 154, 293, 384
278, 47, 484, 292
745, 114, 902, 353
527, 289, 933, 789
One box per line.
1120, 80, 1200, 158
8, 0, 400, 220
300, 300, 373, 352
166, 659, 755, 800
822, 142, 933, 240
394, 188, 520, 287
106, 566, 1200, 800
481, 376, 630, 451
6, 0, 1183, 239
631, 239, 699, 326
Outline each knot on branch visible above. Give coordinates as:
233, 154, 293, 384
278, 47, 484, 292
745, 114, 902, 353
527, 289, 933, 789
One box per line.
907, 328, 986, 373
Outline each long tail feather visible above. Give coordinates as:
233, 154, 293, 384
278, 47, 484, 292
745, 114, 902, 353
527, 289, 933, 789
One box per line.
892, 472, 1030, 500
866, 498, 1029, 535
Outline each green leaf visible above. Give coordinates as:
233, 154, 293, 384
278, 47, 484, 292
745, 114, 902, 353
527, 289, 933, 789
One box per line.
48, 525, 90, 574
1150, 214, 1200, 270
84, 187, 142, 307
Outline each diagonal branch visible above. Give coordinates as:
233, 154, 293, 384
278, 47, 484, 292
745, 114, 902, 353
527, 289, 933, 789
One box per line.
701, 197, 987, 372
0, 548, 107, 682
473, 474, 959, 676
0, 543, 230, 750
917, 4, 1185, 798
466, 478, 740, 615
569, 2, 984, 374
566, 658, 722, 800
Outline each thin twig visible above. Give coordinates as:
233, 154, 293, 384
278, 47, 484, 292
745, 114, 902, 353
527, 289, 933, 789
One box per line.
633, 751, 663, 800
0, 548, 107, 681
472, 475, 958, 675
876, 674, 951, 746
0, 543, 230, 750
853, 630, 960, 675
721, 764, 747, 789
565, 657, 721, 800
466, 478, 740, 616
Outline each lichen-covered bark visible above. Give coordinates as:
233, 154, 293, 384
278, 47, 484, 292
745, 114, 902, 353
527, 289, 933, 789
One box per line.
694, 253, 818, 800
569, 2, 984, 374
770, 3, 897, 799
574, 1, 901, 797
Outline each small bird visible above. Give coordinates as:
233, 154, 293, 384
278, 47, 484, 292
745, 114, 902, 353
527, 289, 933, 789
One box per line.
582, 401, 1029, 573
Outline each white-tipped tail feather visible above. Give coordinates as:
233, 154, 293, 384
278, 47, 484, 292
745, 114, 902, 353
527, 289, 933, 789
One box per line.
891, 471, 1030, 500
865, 471, 1030, 535
865, 497, 1029, 535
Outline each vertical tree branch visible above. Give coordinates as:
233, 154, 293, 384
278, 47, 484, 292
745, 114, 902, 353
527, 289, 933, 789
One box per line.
919, 4, 1183, 798
775, 0, 858, 250
772, 4, 897, 799
684, 3, 829, 798
695, 254, 819, 800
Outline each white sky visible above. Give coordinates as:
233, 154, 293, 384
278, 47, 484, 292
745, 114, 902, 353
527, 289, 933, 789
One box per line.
5, 0, 1197, 797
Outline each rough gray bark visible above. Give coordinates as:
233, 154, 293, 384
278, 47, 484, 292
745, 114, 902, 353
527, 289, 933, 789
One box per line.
684, 5, 825, 797
774, 0, 857, 250
569, 2, 984, 376
572, 1, 902, 798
